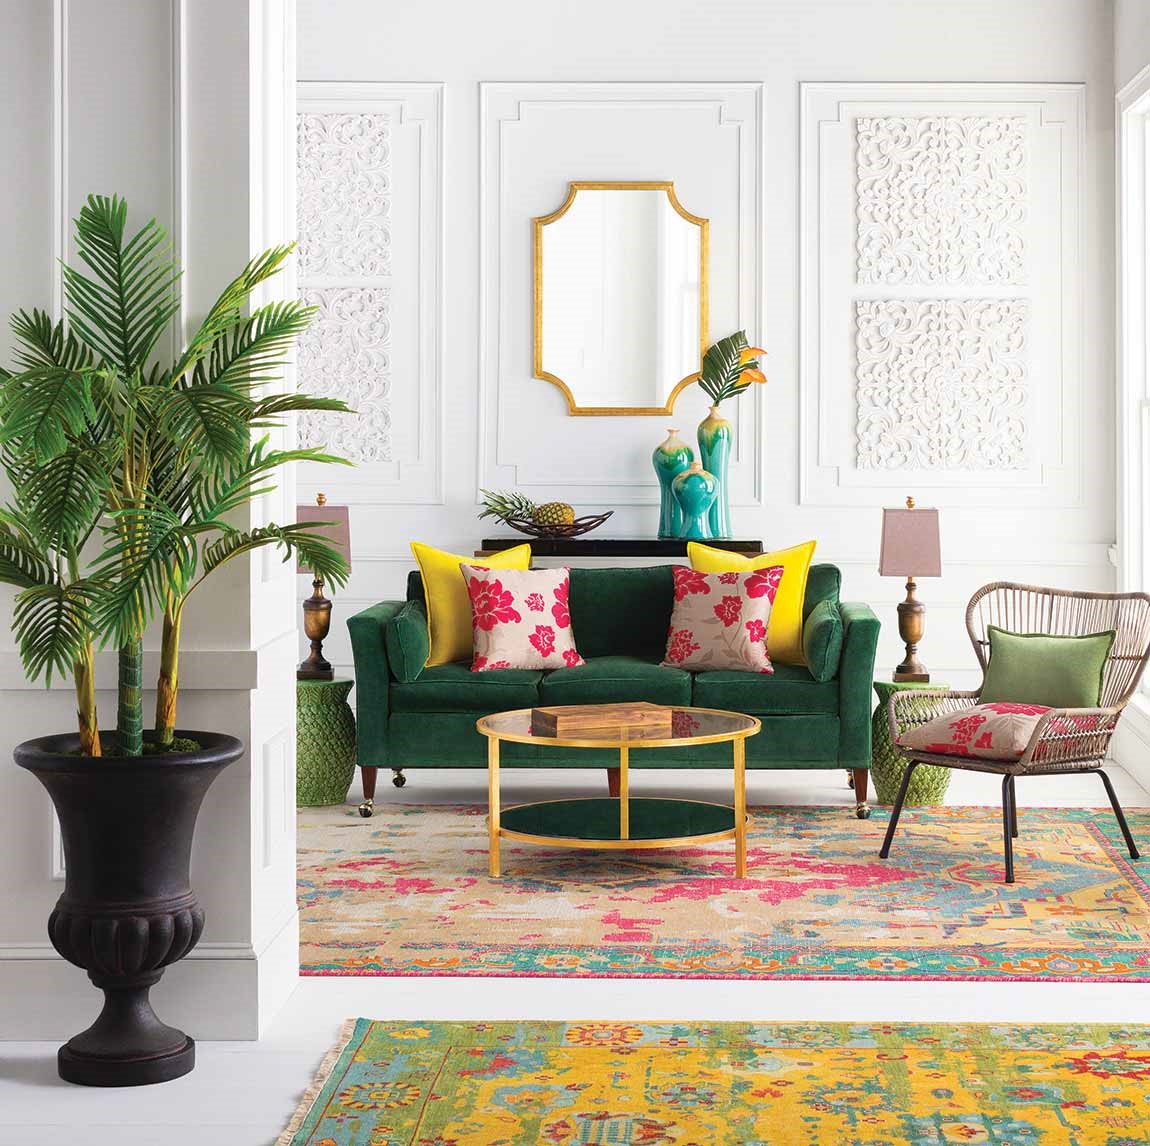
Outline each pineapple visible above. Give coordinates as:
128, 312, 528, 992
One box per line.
479, 489, 576, 531
532, 501, 575, 528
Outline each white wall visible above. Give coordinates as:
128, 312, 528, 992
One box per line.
0, 0, 299, 1040
298, 0, 1116, 691
1116, 0, 1150, 91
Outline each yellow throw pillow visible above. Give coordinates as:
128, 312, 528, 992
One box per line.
687, 540, 817, 665
411, 542, 532, 666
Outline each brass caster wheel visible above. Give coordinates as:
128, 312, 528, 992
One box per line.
392, 770, 406, 788
358, 800, 374, 819
855, 803, 871, 820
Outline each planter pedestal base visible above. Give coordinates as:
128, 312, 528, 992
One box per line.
60, 1038, 195, 1087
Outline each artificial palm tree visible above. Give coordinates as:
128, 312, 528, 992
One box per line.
0, 194, 352, 756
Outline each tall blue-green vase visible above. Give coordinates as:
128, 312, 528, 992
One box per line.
697, 405, 733, 539
672, 461, 719, 541
652, 428, 694, 539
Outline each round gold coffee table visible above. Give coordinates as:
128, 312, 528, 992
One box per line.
475, 706, 760, 878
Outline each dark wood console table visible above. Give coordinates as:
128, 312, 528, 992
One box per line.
475, 538, 764, 558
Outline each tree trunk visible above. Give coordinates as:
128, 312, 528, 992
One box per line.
117, 637, 144, 756
73, 643, 101, 758
154, 609, 181, 747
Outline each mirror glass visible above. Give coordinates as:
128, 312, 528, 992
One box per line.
534, 183, 708, 415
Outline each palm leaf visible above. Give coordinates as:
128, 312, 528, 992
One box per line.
8, 309, 94, 373
13, 582, 93, 683
63, 194, 181, 374
0, 524, 57, 589
189, 300, 315, 395
202, 522, 350, 588
698, 331, 750, 404
0, 367, 94, 460
22, 447, 110, 550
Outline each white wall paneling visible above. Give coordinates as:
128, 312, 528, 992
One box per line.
479, 82, 764, 506
296, 82, 444, 506
800, 83, 1085, 509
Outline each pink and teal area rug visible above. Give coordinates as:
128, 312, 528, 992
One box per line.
279, 1019, 1150, 1145
297, 804, 1150, 982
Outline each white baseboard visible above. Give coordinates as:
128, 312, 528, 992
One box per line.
0, 910, 300, 1041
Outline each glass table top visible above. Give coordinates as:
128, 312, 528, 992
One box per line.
476, 706, 759, 748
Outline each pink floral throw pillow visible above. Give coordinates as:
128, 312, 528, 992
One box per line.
662, 564, 784, 673
896, 701, 1101, 760
459, 565, 584, 672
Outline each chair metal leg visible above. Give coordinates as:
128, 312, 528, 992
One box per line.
1098, 769, 1141, 859
1009, 775, 1018, 838
879, 761, 917, 858
1001, 774, 1015, 883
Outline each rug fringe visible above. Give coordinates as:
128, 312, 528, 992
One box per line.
275, 1016, 361, 1146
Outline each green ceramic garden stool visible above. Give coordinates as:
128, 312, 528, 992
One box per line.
297, 678, 357, 806
870, 680, 952, 806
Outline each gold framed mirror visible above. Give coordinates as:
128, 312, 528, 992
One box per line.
533, 181, 709, 416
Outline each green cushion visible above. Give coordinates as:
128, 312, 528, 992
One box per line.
384, 599, 430, 683
981, 625, 1116, 708
568, 566, 674, 660
803, 600, 844, 683
802, 563, 841, 622
391, 661, 543, 712
539, 655, 691, 706
692, 663, 839, 715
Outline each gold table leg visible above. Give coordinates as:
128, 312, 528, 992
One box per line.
487, 736, 501, 877
619, 744, 629, 840
734, 737, 747, 877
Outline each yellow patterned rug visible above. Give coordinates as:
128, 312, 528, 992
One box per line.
298, 804, 1150, 981
278, 1019, 1150, 1145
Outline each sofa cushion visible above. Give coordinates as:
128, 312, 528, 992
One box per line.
568, 566, 674, 659
539, 655, 692, 707
384, 599, 430, 683
803, 563, 841, 621
802, 599, 844, 683
692, 663, 839, 715
391, 661, 543, 712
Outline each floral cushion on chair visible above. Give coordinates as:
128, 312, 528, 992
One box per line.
459, 565, 584, 672
898, 702, 1054, 760
661, 564, 783, 673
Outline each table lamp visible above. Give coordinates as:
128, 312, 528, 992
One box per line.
296, 494, 351, 681
879, 496, 941, 682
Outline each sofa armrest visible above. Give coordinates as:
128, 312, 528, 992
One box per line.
346, 600, 405, 769
837, 602, 881, 768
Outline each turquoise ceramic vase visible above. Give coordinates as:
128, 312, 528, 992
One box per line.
652, 428, 694, 539
672, 461, 719, 541
697, 405, 733, 539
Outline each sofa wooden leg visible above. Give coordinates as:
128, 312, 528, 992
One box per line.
358, 767, 377, 818
607, 768, 621, 798
852, 768, 870, 819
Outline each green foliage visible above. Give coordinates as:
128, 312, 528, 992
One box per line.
0, 193, 355, 754
697, 330, 764, 406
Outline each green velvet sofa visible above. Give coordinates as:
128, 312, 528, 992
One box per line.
347, 563, 880, 817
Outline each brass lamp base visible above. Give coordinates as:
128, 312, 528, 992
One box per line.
297, 576, 334, 681
893, 576, 929, 683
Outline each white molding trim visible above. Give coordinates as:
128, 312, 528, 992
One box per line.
1116, 64, 1150, 603
799, 81, 1085, 509
50, 0, 68, 318
296, 81, 445, 506
478, 81, 764, 505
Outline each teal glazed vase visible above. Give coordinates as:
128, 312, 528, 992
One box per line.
652, 428, 694, 539
697, 405, 733, 539
672, 461, 719, 541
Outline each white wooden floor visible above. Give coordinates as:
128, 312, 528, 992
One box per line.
3, 763, 1149, 1146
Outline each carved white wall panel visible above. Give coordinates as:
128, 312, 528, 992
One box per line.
297, 287, 393, 462
855, 299, 1029, 470
297, 112, 392, 278
800, 83, 1083, 507
296, 83, 443, 505
856, 116, 1028, 286
480, 83, 763, 506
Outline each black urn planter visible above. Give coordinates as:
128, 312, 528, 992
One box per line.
14, 730, 243, 1087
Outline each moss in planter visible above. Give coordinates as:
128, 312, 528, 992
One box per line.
68, 736, 204, 758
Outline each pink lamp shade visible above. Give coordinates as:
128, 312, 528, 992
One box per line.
295, 503, 351, 575
879, 507, 941, 578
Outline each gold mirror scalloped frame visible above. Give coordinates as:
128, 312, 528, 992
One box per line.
533, 181, 710, 416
